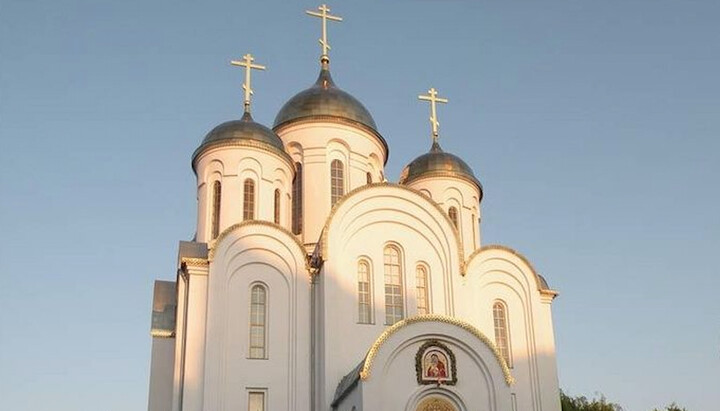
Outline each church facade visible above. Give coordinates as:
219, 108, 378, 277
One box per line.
147, 5, 561, 411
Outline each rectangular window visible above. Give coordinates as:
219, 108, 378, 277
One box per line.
292, 163, 303, 234
249, 285, 267, 359
248, 391, 265, 411
384, 246, 404, 325
416, 266, 429, 315
493, 302, 512, 367
243, 179, 255, 220
211, 181, 221, 239
358, 262, 372, 323
330, 160, 344, 207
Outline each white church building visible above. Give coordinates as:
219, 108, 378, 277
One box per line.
147, 5, 562, 411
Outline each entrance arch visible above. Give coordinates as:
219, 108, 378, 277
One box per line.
416, 396, 458, 411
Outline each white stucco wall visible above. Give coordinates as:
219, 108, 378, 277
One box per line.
276, 121, 388, 246
148, 337, 176, 411
202, 222, 311, 411
358, 320, 513, 411
194, 146, 294, 244
460, 247, 560, 411
320, 184, 464, 410
404, 176, 482, 256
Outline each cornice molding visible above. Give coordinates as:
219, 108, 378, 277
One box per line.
181, 257, 209, 267
150, 329, 175, 338
192, 138, 295, 174
273, 115, 389, 165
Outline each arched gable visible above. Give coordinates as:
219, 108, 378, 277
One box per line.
462, 245, 558, 411
360, 315, 514, 384
320, 184, 464, 320
321, 183, 463, 272
465, 245, 557, 297
351, 316, 514, 411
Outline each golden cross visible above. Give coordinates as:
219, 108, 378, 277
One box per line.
230, 53, 266, 113
418, 87, 449, 141
306, 4, 343, 61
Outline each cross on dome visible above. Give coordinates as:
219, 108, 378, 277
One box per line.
230, 53, 266, 113
306, 4, 343, 64
418, 87, 449, 143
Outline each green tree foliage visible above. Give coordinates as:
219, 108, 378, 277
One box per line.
560, 391, 689, 411
560, 390, 623, 411
651, 403, 688, 411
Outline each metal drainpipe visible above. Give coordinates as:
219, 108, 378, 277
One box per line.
310, 269, 317, 411
177, 265, 189, 411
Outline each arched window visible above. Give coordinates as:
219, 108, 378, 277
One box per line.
366, 172, 372, 184
273, 189, 281, 224
211, 180, 221, 239
383, 246, 404, 325
416, 265, 429, 315
292, 163, 303, 234
448, 206, 459, 229
358, 261, 372, 324
249, 284, 267, 359
493, 301, 512, 367
330, 159, 344, 206
243, 178, 255, 220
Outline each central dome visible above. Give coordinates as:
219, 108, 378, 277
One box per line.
273, 66, 378, 132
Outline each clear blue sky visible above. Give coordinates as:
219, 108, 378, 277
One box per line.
1, 1, 718, 410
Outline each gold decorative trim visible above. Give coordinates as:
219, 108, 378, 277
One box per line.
208, 220, 311, 273
181, 257, 209, 267
273, 115, 389, 165
465, 245, 559, 297
151, 329, 175, 338
359, 314, 515, 386
320, 182, 465, 273
192, 138, 295, 173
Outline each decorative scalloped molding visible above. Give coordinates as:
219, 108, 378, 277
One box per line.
359, 314, 515, 386
150, 329, 175, 338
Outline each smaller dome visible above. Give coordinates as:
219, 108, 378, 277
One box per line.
399, 141, 483, 197
192, 112, 292, 168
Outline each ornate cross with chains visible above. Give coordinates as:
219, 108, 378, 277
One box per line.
306, 4, 343, 61
418, 87, 449, 142
230, 53, 266, 112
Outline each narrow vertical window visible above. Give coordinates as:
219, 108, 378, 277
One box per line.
472, 213, 477, 247
292, 163, 303, 234
358, 261, 372, 324
366, 172, 372, 184
249, 285, 267, 359
273, 189, 281, 224
330, 159, 344, 206
448, 206, 459, 229
211, 181, 221, 239
243, 179, 255, 220
416, 265, 429, 315
384, 246, 404, 325
248, 391, 265, 411
493, 301, 512, 367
